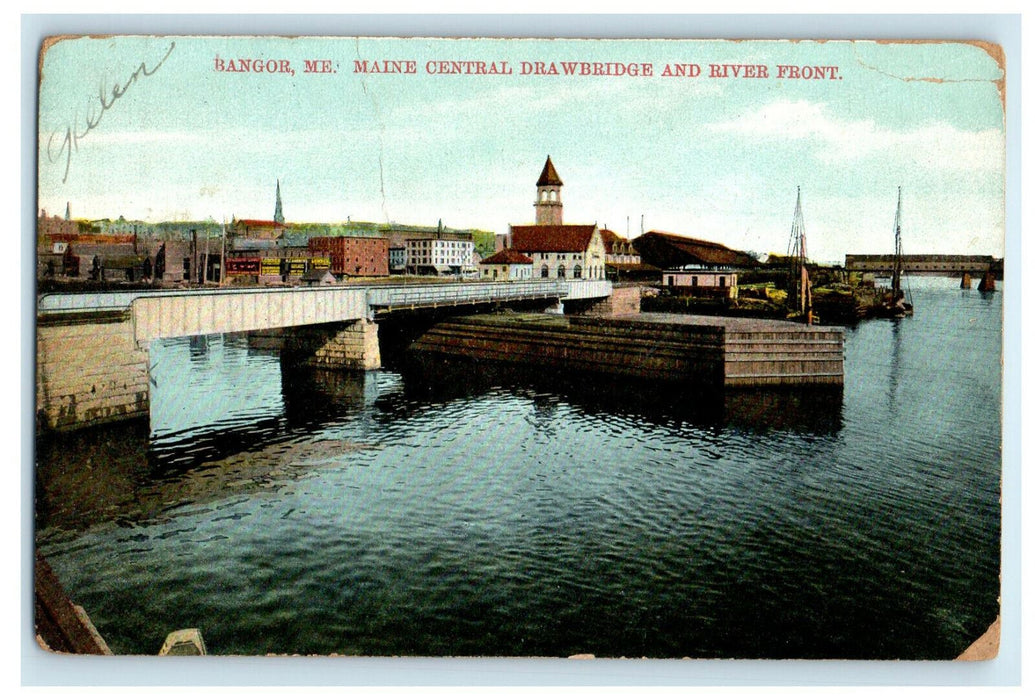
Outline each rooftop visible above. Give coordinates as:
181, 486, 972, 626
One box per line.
481, 248, 535, 265
510, 224, 597, 253
536, 156, 563, 187
634, 230, 758, 268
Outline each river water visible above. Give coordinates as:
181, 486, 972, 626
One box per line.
35, 277, 1002, 659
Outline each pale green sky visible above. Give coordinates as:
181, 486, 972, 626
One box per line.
37, 36, 1005, 262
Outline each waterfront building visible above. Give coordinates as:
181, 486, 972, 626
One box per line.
479, 248, 534, 280
152, 241, 190, 283
302, 268, 337, 286
600, 229, 640, 265
405, 236, 476, 276
37, 242, 80, 279
383, 222, 474, 248
226, 237, 276, 284
309, 236, 389, 277
632, 231, 757, 298
632, 230, 757, 270
389, 246, 407, 273
505, 157, 607, 280
226, 235, 311, 285
381, 221, 480, 276
661, 269, 739, 299
509, 225, 606, 280
600, 228, 659, 280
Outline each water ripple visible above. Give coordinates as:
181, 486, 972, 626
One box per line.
35, 281, 1002, 659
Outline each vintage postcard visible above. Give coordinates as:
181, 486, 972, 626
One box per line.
34, 33, 1005, 667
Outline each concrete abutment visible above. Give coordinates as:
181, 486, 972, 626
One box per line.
37, 312, 383, 433
36, 312, 150, 432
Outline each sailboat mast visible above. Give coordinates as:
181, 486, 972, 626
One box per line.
892, 186, 903, 295
788, 186, 810, 318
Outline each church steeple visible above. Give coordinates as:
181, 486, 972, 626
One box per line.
274, 180, 284, 224
64, 202, 70, 221
535, 156, 563, 225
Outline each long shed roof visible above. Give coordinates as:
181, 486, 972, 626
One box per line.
633, 230, 757, 268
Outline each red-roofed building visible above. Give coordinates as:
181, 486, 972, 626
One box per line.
508, 224, 606, 280
503, 157, 607, 280
228, 218, 288, 240
479, 248, 534, 281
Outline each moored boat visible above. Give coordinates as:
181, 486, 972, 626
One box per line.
875, 187, 914, 318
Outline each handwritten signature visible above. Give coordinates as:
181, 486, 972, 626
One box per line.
47, 41, 176, 184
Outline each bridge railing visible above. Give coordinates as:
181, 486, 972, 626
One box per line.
366, 280, 569, 310
38, 290, 163, 313
38, 278, 615, 326
37, 285, 351, 314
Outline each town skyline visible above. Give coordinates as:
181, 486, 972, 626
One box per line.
38, 36, 1006, 264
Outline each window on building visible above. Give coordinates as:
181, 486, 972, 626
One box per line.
692, 276, 698, 287
719, 276, 726, 288
557, 264, 566, 279
667, 276, 674, 286
573, 264, 582, 279
541, 265, 549, 278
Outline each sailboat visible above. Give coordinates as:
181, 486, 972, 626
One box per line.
786, 186, 814, 324
882, 187, 914, 318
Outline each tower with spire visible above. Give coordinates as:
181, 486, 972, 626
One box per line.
535, 156, 563, 225
274, 180, 284, 224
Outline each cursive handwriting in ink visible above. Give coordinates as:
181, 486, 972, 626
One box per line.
47, 41, 176, 183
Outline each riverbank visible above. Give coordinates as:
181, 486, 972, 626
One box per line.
641, 279, 921, 324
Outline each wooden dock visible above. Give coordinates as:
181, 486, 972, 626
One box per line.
410, 312, 844, 388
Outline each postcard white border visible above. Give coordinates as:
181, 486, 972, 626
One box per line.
17, 12, 1022, 688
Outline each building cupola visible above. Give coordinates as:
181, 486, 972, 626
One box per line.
535, 156, 563, 225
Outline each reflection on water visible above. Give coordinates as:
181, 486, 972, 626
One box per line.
390, 356, 844, 437
35, 278, 1001, 659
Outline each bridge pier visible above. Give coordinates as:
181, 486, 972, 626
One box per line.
978, 270, 996, 292
36, 312, 150, 432
284, 319, 381, 371
574, 285, 642, 316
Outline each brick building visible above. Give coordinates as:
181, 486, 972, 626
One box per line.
308, 236, 389, 277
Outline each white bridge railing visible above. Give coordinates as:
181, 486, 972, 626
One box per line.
366, 280, 569, 310
38, 280, 614, 336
